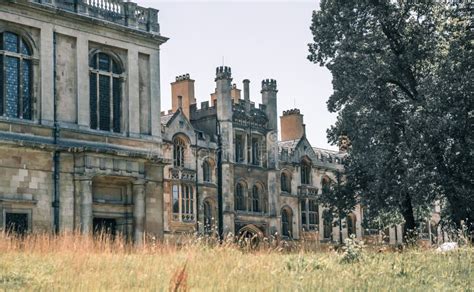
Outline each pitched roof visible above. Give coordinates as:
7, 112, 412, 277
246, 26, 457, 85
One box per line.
160, 113, 174, 126
278, 139, 301, 154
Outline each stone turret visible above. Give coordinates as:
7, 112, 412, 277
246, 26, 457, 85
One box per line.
261, 79, 278, 131
215, 66, 235, 235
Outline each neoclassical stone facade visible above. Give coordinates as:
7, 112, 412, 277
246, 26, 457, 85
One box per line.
0, 0, 380, 244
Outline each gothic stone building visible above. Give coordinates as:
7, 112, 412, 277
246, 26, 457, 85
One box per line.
0, 0, 376, 244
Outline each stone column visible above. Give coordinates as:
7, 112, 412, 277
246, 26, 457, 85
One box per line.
133, 180, 146, 245
80, 177, 93, 234
128, 48, 140, 136
76, 34, 90, 129
40, 23, 54, 125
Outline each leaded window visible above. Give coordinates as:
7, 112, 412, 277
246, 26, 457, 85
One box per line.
251, 185, 261, 212
281, 172, 291, 192
281, 208, 292, 237
235, 182, 246, 211
301, 160, 311, 185
203, 200, 213, 234
172, 184, 194, 222
89, 52, 122, 132
173, 137, 186, 167
251, 138, 260, 166
301, 198, 318, 231
0, 32, 33, 119
235, 134, 244, 163
202, 160, 211, 182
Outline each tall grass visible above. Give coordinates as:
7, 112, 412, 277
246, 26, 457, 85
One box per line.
0, 232, 472, 291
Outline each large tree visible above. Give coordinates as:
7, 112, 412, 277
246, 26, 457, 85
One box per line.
308, 0, 472, 239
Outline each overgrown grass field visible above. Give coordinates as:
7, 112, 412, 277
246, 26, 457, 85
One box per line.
0, 234, 472, 291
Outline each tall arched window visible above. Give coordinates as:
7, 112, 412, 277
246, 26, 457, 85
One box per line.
281, 172, 291, 192
202, 160, 211, 182
323, 210, 333, 240
301, 159, 311, 185
235, 182, 246, 211
203, 200, 214, 234
89, 52, 122, 132
322, 176, 331, 195
281, 207, 293, 238
0, 32, 33, 120
347, 214, 356, 236
251, 185, 261, 212
173, 137, 186, 167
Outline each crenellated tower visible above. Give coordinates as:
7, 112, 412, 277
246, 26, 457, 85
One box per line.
215, 66, 235, 235
261, 79, 278, 131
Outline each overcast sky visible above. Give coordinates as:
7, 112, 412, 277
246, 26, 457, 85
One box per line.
134, 0, 336, 150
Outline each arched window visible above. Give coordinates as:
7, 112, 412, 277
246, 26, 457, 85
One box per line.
281, 172, 291, 193
347, 214, 356, 236
203, 200, 214, 234
202, 160, 211, 182
251, 185, 261, 212
89, 52, 122, 132
322, 176, 331, 195
173, 137, 186, 167
235, 182, 246, 211
323, 210, 333, 240
281, 207, 293, 238
301, 159, 311, 185
0, 32, 33, 120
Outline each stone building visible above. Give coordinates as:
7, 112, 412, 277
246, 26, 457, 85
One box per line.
0, 0, 371, 244
0, 0, 167, 244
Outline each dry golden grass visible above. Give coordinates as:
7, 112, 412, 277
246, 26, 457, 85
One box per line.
0, 232, 472, 291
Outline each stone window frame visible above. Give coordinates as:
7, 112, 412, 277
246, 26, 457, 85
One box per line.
202, 159, 212, 183
1, 207, 33, 235
88, 49, 125, 133
300, 198, 318, 231
281, 206, 293, 238
0, 28, 38, 121
173, 136, 187, 168
300, 157, 312, 185
280, 170, 292, 193
234, 180, 247, 211
172, 183, 195, 222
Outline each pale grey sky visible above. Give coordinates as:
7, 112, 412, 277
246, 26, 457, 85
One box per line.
135, 0, 336, 150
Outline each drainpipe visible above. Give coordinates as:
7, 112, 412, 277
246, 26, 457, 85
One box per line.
216, 121, 223, 241
52, 31, 60, 234
195, 132, 199, 232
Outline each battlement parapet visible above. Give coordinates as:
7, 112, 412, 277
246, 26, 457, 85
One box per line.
215, 66, 232, 81
283, 108, 301, 116
261, 79, 277, 92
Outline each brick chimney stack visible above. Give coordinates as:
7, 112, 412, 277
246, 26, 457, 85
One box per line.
171, 74, 195, 119
280, 109, 305, 141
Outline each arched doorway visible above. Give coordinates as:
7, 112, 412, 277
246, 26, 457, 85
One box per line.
237, 224, 264, 248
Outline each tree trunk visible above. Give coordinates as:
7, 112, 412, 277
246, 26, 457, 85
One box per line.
339, 218, 343, 244
401, 193, 417, 244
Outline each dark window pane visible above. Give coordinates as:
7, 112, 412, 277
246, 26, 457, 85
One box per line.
5, 56, 19, 117
0, 56, 3, 115
99, 75, 110, 131
89, 73, 98, 129
5, 213, 28, 236
22, 59, 31, 119
113, 77, 121, 132
4, 32, 18, 53
89, 54, 97, 69
172, 185, 179, 213
112, 60, 121, 74
98, 53, 110, 71
20, 39, 31, 56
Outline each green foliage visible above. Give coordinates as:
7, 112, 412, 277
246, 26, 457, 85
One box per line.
284, 254, 326, 272
341, 234, 365, 264
308, 0, 473, 237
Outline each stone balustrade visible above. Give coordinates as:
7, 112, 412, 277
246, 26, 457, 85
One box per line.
297, 185, 319, 197
29, 0, 160, 34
